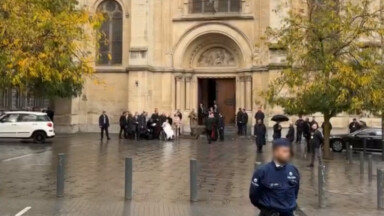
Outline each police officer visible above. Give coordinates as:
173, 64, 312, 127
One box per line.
249, 139, 300, 216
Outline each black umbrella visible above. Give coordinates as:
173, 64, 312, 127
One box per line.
271, 114, 289, 122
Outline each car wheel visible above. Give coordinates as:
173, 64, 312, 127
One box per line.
33, 131, 46, 144
331, 140, 344, 152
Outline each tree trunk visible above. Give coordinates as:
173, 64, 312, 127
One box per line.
322, 114, 332, 159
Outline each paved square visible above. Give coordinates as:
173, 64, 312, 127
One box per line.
0, 134, 383, 216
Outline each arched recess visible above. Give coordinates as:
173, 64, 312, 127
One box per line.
173, 22, 253, 69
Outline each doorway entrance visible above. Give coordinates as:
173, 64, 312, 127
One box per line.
198, 78, 236, 124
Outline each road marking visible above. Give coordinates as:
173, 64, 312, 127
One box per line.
2, 154, 35, 162
15, 206, 31, 216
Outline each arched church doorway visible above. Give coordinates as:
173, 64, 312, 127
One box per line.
198, 78, 236, 124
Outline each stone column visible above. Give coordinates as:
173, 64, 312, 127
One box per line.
245, 75, 252, 111
185, 75, 193, 110
237, 76, 246, 109
175, 75, 184, 110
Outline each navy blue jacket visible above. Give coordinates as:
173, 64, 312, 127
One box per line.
249, 161, 300, 216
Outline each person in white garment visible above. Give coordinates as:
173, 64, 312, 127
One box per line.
162, 119, 174, 140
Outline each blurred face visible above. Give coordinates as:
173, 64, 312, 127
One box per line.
312, 124, 318, 130
102, 111, 106, 115
257, 119, 262, 124
273, 146, 291, 164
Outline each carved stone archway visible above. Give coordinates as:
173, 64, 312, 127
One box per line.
182, 33, 244, 69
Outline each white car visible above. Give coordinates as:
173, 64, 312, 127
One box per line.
0, 111, 55, 143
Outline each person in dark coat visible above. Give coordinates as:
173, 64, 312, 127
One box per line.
308, 124, 324, 167
133, 112, 140, 140
99, 111, 111, 140
205, 112, 216, 144
272, 122, 282, 140
286, 123, 295, 143
151, 108, 161, 139
236, 108, 244, 135
295, 115, 304, 144
119, 111, 127, 139
254, 106, 265, 123
249, 139, 300, 216
137, 112, 147, 139
349, 118, 361, 133
310, 116, 319, 128
212, 111, 220, 141
303, 117, 311, 153
242, 108, 249, 136
46, 107, 55, 122
217, 113, 225, 141
254, 119, 267, 153
126, 113, 136, 140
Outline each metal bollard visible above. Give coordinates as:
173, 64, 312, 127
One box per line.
56, 153, 65, 197
348, 145, 353, 164
377, 169, 384, 209
254, 162, 262, 171
125, 157, 133, 200
359, 152, 364, 174
318, 165, 325, 208
368, 154, 373, 182
190, 159, 198, 202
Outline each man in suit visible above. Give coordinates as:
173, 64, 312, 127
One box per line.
254, 106, 265, 123
236, 108, 244, 135
218, 113, 225, 141
99, 111, 111, 140
119, 111, 127, 139
242, 108, 249, 136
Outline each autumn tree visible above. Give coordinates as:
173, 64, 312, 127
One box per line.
0, 0, 102, 98
265, 0, 384, 158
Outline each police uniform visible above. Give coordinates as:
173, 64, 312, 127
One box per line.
249, 140, 300, 216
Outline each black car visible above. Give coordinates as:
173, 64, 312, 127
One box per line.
330, 128, 383, 152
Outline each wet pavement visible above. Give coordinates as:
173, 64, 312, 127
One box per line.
0, 133, 382, 216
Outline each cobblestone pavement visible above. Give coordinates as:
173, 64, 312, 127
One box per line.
0, 133, 382, 215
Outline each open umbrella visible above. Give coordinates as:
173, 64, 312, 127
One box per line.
271, 114, 289, 122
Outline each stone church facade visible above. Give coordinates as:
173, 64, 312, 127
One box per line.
53, 0, 381, 133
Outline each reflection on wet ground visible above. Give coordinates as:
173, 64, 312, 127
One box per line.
0, 134, 260, 216
0, 134, 383, 216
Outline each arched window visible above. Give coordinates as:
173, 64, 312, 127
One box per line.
97, 0, 123, 65
190, 0, 241, 14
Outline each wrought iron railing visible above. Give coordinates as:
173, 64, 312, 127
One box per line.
189, 0, 241, 14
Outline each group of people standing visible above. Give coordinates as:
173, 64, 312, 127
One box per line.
98, 109, 184, 141
236, 108, 250, 135
203, 106, 225, 144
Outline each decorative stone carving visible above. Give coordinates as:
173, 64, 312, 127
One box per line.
197, 48, 236, 67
